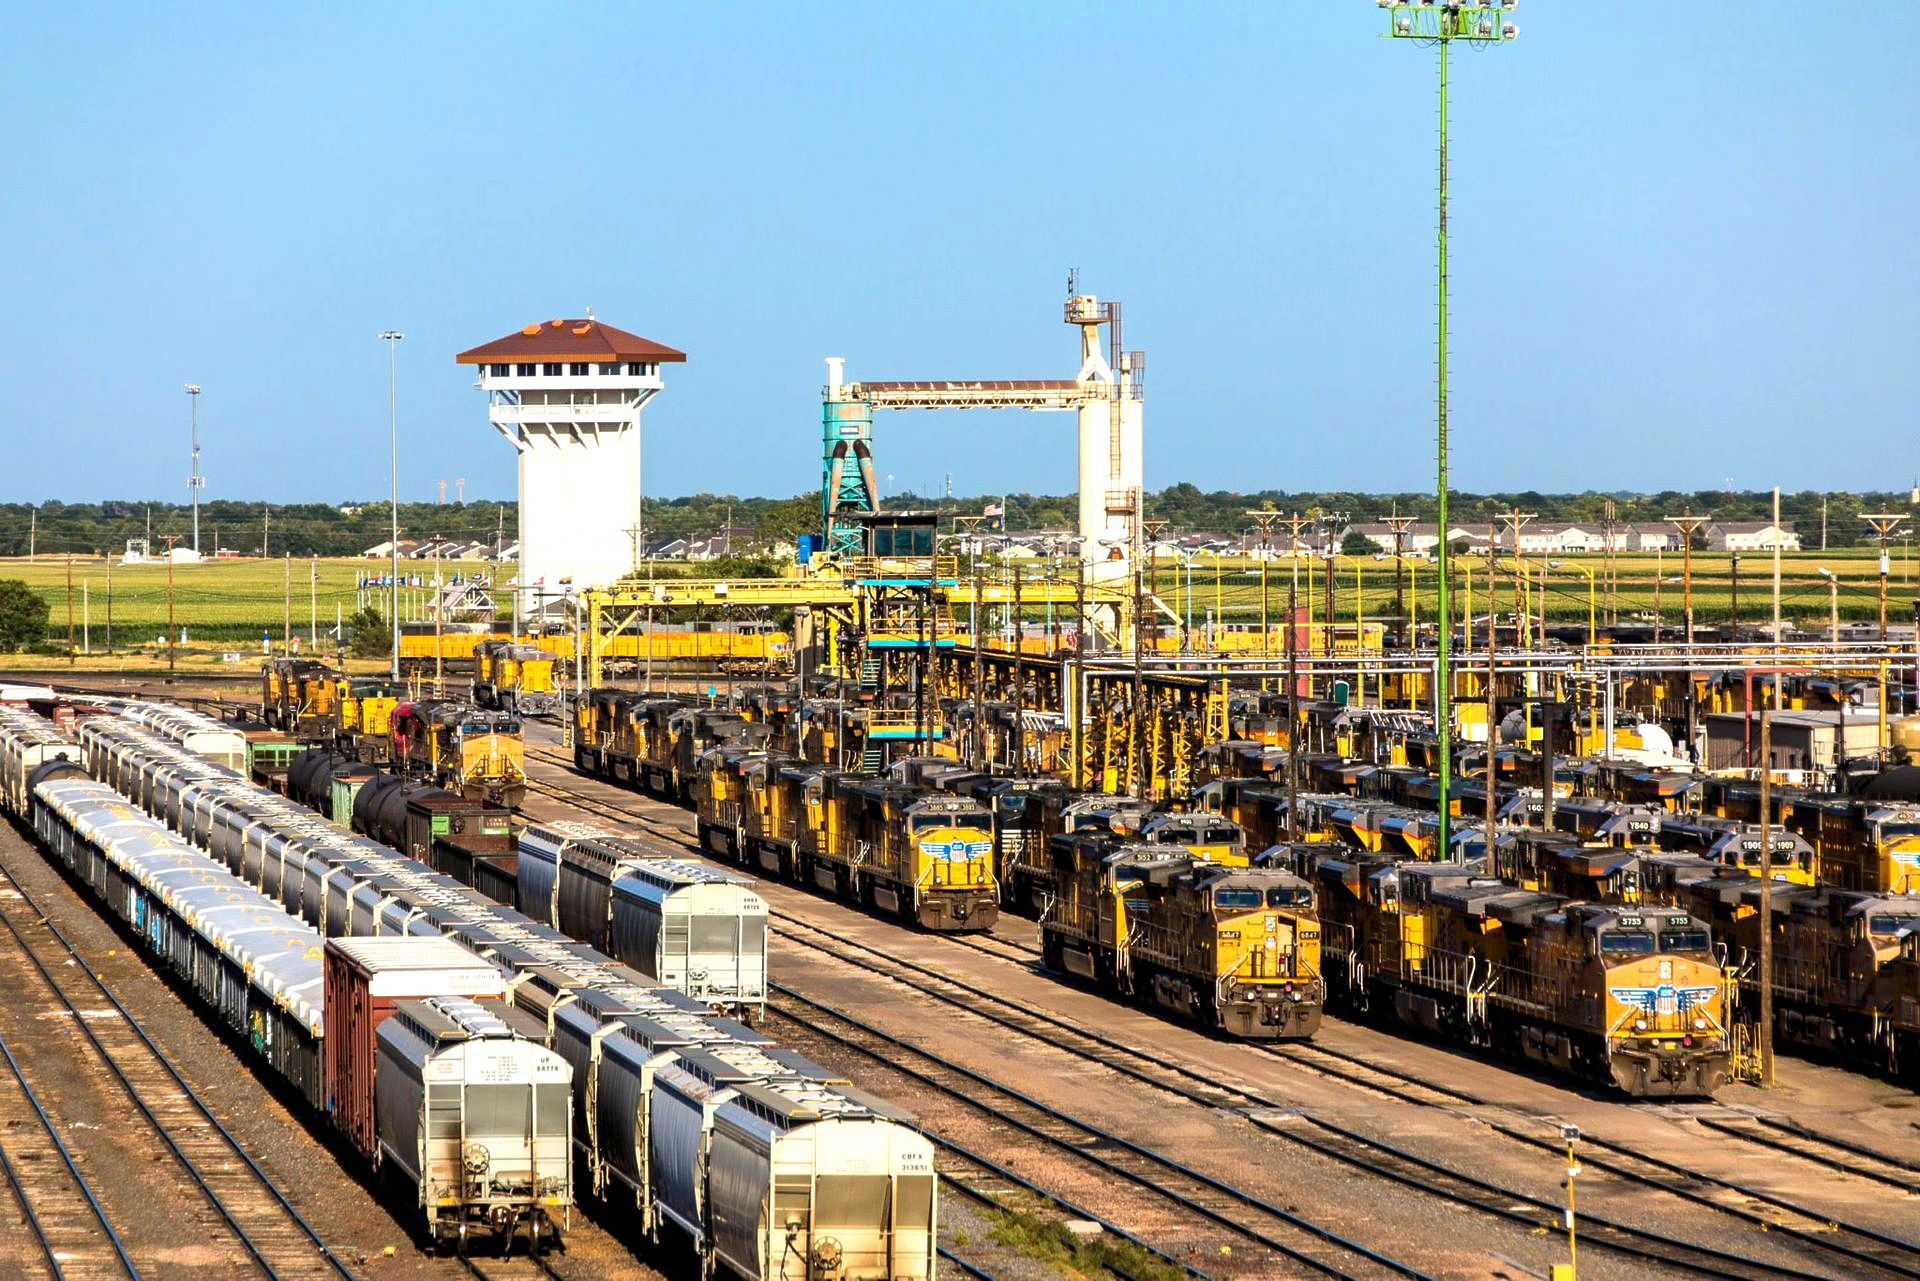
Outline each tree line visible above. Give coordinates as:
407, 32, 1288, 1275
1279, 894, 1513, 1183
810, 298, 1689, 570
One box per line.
0, 486, 1908, 559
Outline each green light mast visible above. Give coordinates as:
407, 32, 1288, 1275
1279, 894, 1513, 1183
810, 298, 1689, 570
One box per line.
1380, 0, 1519, 857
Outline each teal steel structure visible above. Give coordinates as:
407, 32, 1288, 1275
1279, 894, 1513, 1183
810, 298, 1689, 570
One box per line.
1382, 2, 1518, 855
821, 395, 878, 557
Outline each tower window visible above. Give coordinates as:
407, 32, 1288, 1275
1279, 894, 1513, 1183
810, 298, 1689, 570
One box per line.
627, 362, 646, 376
516, 363, 537, 377
488, 364, 509, 377
541, 362, 563, 376
600, 363, 622, 376
569, 362, 591, 376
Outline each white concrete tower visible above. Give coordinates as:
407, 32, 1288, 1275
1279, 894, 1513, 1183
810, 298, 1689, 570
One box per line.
1065, 295, 1143, 584
457, 317, 685, 617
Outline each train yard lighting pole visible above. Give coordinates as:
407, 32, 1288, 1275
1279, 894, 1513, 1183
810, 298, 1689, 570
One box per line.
1817, 568, 1839, 644
1382, 1, 1519, 856
185, 384, 203, 556
380, 331, 405, 680
1860, 514, 1908, 641
1561, 1124, 1582, 1280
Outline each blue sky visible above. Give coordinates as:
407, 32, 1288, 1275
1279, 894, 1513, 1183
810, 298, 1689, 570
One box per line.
1, 4, 1913, 505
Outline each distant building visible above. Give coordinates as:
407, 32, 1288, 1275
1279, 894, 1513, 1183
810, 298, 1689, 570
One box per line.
1706, 521, 1800, 553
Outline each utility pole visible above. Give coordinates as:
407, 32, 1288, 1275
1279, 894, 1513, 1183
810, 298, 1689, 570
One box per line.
283, 553, 292, 653
1664, 511, 1710, 766
1496, 510, 1537, 644
310, 556, 318, 648
262, 506, 270, 558
1860, 514, 1908, 642
1247, 511, 1284, 653
1663, 512, 1710, 649
1771, 488, 1783, 710
1758, 706, 1775, 1090
1384, 511, 1418, 643
105, 553, 113, 654
65, 556, 74, 665
1729, 553, 1740, 638
1602, 497, 1619, 624
27, 507, 34, 561
1381, 2, 1519, 859
1278, 512, 1313, 682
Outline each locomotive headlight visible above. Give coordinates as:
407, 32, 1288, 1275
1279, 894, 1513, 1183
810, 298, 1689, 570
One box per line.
1634, 1018, 1648, 1031
1692, 1017, 1706, 1030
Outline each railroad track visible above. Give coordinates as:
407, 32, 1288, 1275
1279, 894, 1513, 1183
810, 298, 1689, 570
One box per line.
766, 984, 1431, 1281
0, 1021, 139, 1279
0, 861, 354, 1281
519, 750, 1920, 1279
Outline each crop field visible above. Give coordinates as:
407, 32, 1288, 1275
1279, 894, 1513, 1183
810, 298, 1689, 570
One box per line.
1097, 546, 1915, 630
0, 555, 497, 651
0, 546, 1912, 674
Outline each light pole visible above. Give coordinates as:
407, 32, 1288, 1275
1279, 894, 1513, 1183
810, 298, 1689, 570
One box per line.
1817, 568, 1839, 644
1561, 1123, 1582, 1280
185, 384, 204, 555
1382, 1, 1519, 855
380, 330, 405, 680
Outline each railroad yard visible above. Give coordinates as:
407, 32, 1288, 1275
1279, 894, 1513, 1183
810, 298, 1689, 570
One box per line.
7, 5, 1919, 1281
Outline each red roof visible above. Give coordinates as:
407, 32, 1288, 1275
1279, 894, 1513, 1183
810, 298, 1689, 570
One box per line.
456, 318, 685, 365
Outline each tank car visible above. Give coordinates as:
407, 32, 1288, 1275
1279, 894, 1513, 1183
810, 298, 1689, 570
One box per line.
0, 704, 80, 817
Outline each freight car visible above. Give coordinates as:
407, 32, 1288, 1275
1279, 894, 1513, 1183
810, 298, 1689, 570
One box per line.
0, 705, 79, 814
472, 640, 560, 716
59, 708, 937, 1281
516, 820, 767, 1014
23, 769, 573, 1250
1041, 833, 1324, 1038
391, 699, 526, 807
110, 698, 250, 770
1290, 846, 1731, 1097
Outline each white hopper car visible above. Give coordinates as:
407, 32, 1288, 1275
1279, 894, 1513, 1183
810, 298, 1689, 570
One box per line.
518, 820, 769, 1014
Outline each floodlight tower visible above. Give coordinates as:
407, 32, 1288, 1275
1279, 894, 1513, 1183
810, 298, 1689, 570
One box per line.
1380, 0, 1519, 856
185, 384, 203, 555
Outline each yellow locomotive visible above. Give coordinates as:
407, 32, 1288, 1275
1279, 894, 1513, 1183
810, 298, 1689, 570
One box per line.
260, 658, 342, 737
820, 779, 997, 930
332, 676, 400, 763
390, 699, 526, 807
692, 748, 997, 931
1294, 848, 1730, 1097
472, 639, 560, 715
1040, 834, 1324, 1039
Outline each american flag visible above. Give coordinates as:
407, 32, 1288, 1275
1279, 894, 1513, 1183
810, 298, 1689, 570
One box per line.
982, 501, 1004, 518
